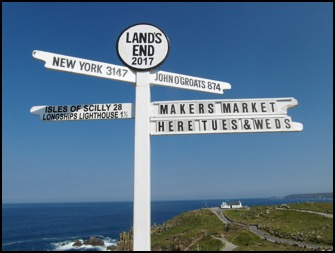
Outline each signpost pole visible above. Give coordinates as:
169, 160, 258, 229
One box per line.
133, 71, 151, 251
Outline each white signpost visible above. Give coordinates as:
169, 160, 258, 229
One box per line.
32, 50, 136, 83
117, 23, 170, 251
150, 115, 302, 135
31, 23, 302, 251
150, 70, 231, 94
150, 98, 303, 135
117, 23, 170, 71
151, 97, 299, 117
31, 103, 133, 121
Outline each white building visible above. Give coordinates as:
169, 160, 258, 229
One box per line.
220, 201, 243, 209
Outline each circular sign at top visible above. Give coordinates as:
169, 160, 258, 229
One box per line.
117, 23, 170, 71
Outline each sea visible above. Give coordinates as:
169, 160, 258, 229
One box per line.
2, 198, 333, 251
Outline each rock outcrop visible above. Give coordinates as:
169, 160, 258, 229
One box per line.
84, 236, 105, 246
117, 229, 133, 251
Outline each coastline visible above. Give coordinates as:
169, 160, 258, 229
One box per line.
2, 198, 333, 251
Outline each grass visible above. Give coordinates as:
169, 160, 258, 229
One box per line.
225, 224, 308, 251
223, 202, 333, 245
150, 202, 333, 251
151, 209, 225, 251
288, 202, 333, 213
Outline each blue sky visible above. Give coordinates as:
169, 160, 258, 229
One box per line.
2, 3, 333, 203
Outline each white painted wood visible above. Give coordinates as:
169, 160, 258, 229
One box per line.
150, 97, 298, 117
117, 24, 169, 71
133, 71, 151, 251
150, 116, 303, 135
30, 103, 134, 121
32, 50, 136, 83
150, 70, 231, 94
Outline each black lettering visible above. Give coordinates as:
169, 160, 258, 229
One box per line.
148, 33, 155, 43
284, 118, 291, 129
79, 61, 85, 70
133, 33, 139, 43
188, 121, 193, 131
139, 45, 146, 56
198, 104, 204, 114
155, 33, 162, 43
265, 119, 271, 129
96, 64, 102, 74
52, 57, 60, 66
157, 121, 164, 132
251, 103, 257, 112
70, 106, 77, 112
180, 104, 186, 114
147, 45, 154, 56
254, 119, 263, 129
159, 105, 168, 114
222, 103, 231, 113
184, 78, 190, 86
242, 103, 248, 113
189, 104, 194, 114
51, 57, 76, 69
168, 121, 173, 131
269, 102, 276, 112
133, 45, 154, 56
243, 119, 251, 130
60, 58, 66, 67
170, 105, 176, 114
275, 119, 281, 129
233, 103, 239, 113
222, 120, 228, 130
212, 120, 218, 130
194, 80, 199, 88
91, 64, 96, 73
261, 102, 267, 112
126, 32, 131, 43
66, 59, 76, 69
231, 120, 238, 130
139, 33, 147, 43
177, 121, 183, 131
201, 120, 207, 130
133, 45, 139, 56
208, 103, 214, 113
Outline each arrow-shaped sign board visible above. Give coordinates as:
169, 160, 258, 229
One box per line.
31, 103, 134, 121
149, 97, 303, 135
150, 70, 231, 94
32, 50, 136, 83
150, 115, 303, 135
151, 97, 298, 117
33, 50, 231, 95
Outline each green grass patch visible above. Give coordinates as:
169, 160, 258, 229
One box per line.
288, 202, 333, 213
188, 235, 224, 251
151, 209, 225, 251
225, 224, 309, 251
223, 202, 333, 245
150, 203, 332, 251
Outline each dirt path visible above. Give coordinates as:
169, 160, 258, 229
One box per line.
210, 208, 238, 251
214, 237, 238, 251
